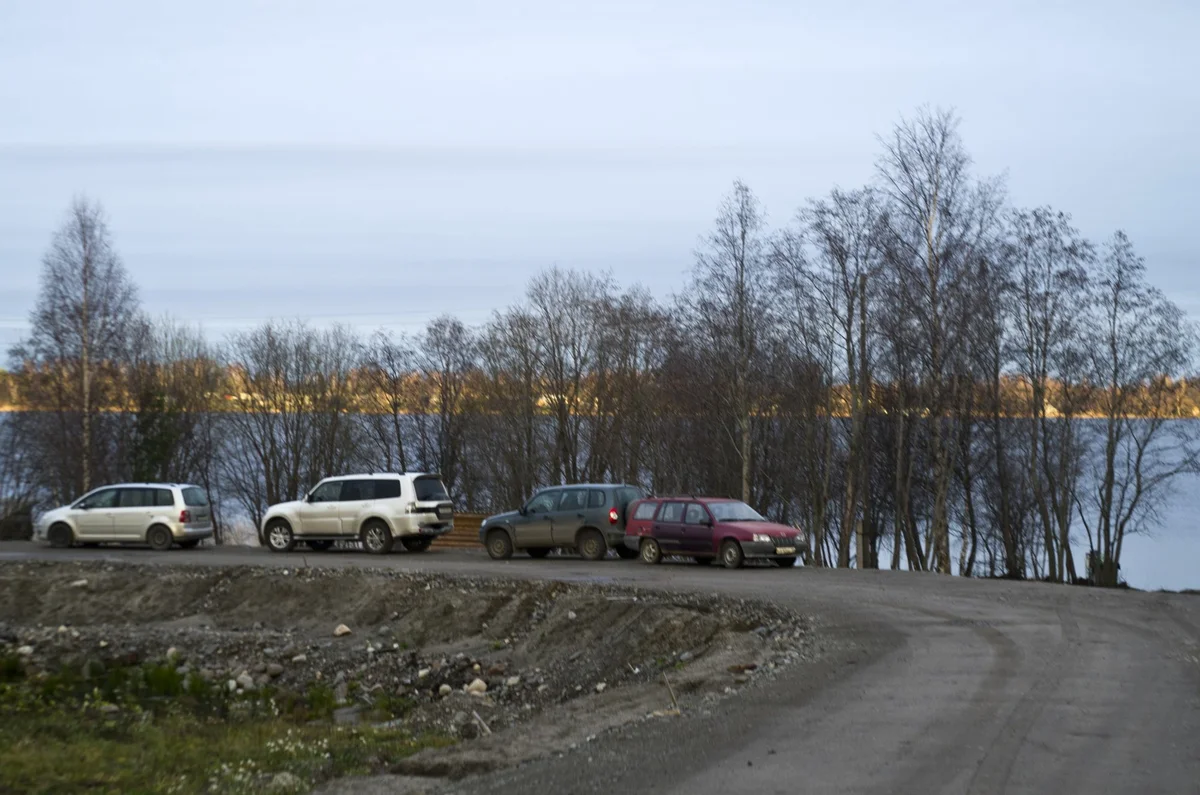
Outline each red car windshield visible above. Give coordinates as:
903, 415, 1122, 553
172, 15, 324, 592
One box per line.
708, 501, 767, 522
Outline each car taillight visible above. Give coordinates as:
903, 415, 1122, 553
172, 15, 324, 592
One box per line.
608, 507, 619, 524
179, 510, 192, 523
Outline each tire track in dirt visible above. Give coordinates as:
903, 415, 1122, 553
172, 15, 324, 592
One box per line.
962, 602, 1081, 795
886, 608, 1024, 795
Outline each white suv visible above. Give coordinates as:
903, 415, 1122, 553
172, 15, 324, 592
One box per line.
260, 472, 454, 554
35, 483, 215, 550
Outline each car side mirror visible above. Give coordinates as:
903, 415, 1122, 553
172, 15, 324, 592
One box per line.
78, 503, 89, 510
518, 505, 528, 516
703, 518, 713, 527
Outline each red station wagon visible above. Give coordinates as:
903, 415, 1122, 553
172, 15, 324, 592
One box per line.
623, 497, 807, 568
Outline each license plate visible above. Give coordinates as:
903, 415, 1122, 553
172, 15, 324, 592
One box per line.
776, 546, 796, 555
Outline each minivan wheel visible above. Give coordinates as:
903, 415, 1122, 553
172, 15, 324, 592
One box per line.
147, 524, 174, 552
639, 538, 662, 565
578, 529, 607, 561
361, 520, 394, 554
265, 520, 295, 553
720, 540, 745, 569
47, 523, 73, 549
400, 536, 432, 553
486, 529, 514, 560
615, 545, 638, 560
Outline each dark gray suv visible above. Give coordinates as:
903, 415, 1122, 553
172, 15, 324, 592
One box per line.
479, 484, 646, 561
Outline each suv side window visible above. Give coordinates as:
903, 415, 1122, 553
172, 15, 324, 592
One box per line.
79, 488, 119, 509
309, 481, 342, 503
633, 502, 657, 520
558, 489, 588, 511
339, 480, 375, 502
587, 490, 606, 509
375, 479, 402, 500
526, 491, 558, 514
659, 502, 685, 523
155, 489, 175, 507
684, 503, 709, 525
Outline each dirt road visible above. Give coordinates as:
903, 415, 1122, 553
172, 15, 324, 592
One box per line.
2, 541, 1197, 794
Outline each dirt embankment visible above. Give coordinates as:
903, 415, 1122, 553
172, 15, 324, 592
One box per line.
0, 561, 819, 785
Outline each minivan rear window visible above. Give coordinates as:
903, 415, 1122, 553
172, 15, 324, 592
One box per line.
413, 476, 449, 502
182, 487, 209, 507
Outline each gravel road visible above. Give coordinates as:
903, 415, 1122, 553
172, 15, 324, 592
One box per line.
2, 541, 1197, 795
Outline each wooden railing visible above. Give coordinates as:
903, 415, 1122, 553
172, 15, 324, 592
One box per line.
433, 513, 486, 549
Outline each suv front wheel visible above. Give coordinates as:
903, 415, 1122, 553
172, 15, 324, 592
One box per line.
485, 529, 513, 560
361, 520, 394, 554
265, 519, 295, 553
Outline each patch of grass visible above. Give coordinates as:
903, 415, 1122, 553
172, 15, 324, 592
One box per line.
0, 711, 453, 794
305, 682, 338, 720
0, 661, 454, 794
0, 653, 24, 682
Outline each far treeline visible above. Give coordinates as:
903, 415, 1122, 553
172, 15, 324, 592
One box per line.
2, 108, 1196, 587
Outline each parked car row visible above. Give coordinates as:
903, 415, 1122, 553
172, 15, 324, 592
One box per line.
32, 473, 807, 570
479, 484, 806, 569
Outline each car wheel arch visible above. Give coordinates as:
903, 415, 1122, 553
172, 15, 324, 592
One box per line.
486, 524, 516, 544
359, 515, 395, 535
574, 525, 603, 545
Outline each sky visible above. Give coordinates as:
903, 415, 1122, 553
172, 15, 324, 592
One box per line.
1, 0, 1199, 351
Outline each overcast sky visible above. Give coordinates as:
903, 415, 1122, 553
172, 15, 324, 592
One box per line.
1, 0, 1198, 351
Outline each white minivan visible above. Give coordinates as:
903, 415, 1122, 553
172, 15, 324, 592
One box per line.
260, 472, 454, 554
35, 482, 215, 550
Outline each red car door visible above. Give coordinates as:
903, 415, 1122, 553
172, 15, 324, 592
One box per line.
653, 501, 687, 555
682, 502, 715, 555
